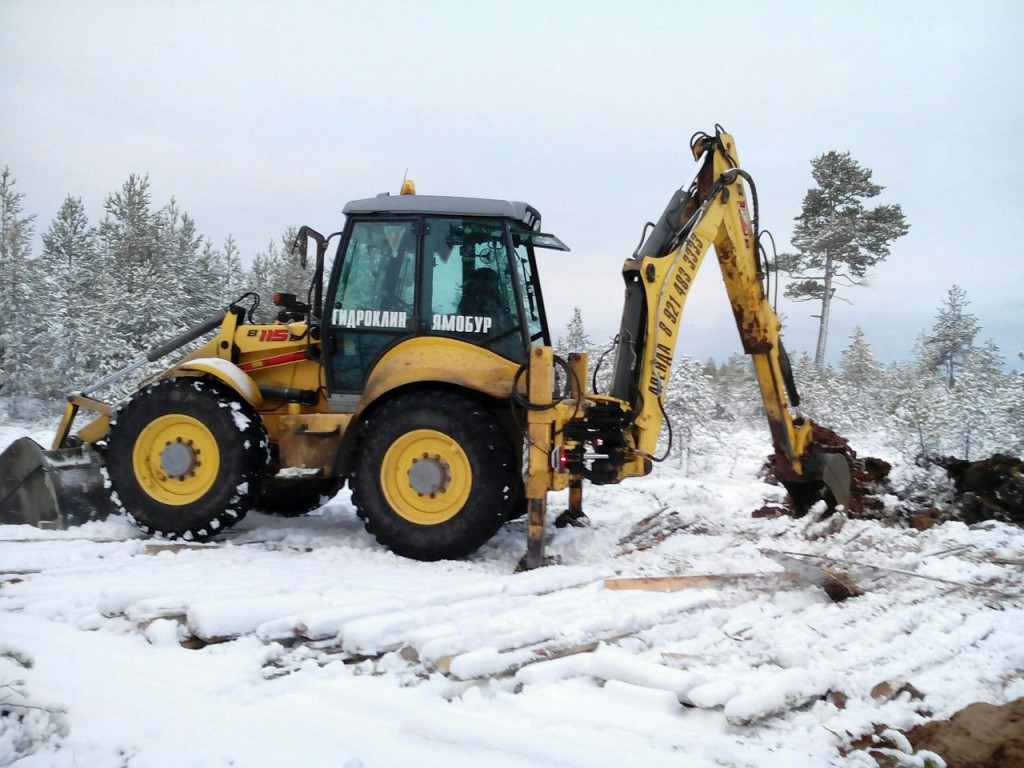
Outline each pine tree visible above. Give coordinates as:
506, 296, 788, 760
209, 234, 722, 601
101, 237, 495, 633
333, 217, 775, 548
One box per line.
664, 356, 717, 473
887, 360, 953, 459
922, 284, 980, 387
95, 174, 164, 374
838, 327, 881, 388
40, 195, 96, 394
779, 151, 908, 370
221, 234, 247, 301
709, 352, 759, 422
834, 327, 883, 431
246, 228, 309, 322
1005, 368, 1024, 456
949, 340, 1008, 460
0, 167, 39, 400
555, 307, 592, 357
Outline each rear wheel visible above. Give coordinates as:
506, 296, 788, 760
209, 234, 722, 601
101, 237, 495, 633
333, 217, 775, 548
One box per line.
107, 378, 269, 540
351, 391, 516, 561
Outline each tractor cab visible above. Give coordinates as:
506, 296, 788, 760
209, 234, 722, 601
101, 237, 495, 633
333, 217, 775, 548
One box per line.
320, 193, 569, 392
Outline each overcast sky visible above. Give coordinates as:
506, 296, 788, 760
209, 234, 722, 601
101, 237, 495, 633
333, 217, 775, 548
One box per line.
2, 0, 1021, 369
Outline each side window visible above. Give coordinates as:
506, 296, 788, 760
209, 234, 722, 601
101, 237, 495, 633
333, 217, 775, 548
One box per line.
422, 218, 524, 360
327, 220, 416, 391
513, 240, 546, 343
331, 221, 416, 327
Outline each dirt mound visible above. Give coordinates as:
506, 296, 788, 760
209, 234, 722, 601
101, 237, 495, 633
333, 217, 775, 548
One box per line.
763, 424, 895, 518
850, 699, 1024, 767
763, 429, 1023, 531
937, 454, 1024, 528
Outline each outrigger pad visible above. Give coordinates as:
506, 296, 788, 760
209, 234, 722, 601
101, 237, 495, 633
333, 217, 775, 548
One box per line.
0, 437, 114, 529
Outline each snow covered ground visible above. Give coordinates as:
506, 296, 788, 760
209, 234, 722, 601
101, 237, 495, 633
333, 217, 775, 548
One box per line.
2, 422, 1023, 767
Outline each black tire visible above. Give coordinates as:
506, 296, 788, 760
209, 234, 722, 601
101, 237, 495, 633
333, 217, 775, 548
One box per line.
351, 390, 517, 561
107, 378, 269, 540
254, 477, 338, 517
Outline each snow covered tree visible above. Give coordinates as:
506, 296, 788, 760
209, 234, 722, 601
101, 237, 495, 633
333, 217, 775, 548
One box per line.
788, 351, 842, 427
886, 360, 953, 460
0, 167, 39, 401
838, 327, 881, 389
246, 228, 309, 321
778, 151, 908, 370
39, 195, 97, 395
555, 307, 592, 357
94, 174, 167, 374
663, 356, 718, 473
707, 352, 759, 422
220, 234, 247, 301
832, 327, 884, 431
157, 198, 200, 320
948, 340, 1012, 460
889, 325, 1016, 461
922, 284, 980, 388
554, 307, 601, 395
588, 334, 619, 397
1006, 368, 1024, 456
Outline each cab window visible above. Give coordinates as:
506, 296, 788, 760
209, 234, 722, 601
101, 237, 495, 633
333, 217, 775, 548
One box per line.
421, 217, 524, 360
328, 220, 416, 391
333, 221, 416, 318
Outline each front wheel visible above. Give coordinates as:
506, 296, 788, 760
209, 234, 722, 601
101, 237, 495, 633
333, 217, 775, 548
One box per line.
351, 391, 517, 561
107, 378, 269, 540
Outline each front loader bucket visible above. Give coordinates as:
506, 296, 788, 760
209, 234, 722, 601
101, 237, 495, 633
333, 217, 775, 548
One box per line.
0, 437, 115, 529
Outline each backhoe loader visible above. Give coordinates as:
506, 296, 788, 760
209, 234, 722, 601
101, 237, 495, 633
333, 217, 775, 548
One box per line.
0, 127, 850, 567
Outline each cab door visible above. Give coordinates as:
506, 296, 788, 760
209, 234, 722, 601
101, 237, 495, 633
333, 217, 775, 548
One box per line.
326, 219, 418, 392
419, 216, 528, 362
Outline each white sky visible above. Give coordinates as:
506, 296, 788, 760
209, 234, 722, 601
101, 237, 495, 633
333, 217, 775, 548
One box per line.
2, 0, 1022, 368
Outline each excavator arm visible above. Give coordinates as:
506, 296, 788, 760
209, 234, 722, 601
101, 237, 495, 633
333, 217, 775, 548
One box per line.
617, 128, 816, 470
523, 127, 851, 566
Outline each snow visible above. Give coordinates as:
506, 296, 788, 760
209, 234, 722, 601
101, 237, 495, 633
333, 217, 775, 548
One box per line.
2, 423, 1022, 767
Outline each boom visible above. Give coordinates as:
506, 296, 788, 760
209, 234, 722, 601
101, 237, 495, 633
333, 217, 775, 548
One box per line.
523, 126, 851, 567
612, 127, 811, 469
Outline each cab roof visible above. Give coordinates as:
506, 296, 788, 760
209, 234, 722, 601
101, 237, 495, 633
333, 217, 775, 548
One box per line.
343, 194, 542, 231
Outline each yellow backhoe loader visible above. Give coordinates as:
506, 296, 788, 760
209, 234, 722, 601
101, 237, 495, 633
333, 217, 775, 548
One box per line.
0, 127, 850, 567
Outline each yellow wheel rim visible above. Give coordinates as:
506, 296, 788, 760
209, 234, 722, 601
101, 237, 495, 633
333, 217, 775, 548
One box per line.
131, 414, 221, 506
380, 429, 472, 525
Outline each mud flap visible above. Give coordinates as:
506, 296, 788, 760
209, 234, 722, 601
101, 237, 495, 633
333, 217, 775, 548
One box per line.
0, 437, 115, 529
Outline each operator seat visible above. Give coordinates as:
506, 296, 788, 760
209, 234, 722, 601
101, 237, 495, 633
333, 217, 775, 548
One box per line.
459, 268, 503, 317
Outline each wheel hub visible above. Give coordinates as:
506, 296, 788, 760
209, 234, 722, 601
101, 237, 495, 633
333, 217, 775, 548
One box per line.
379, 429, 472, 525
132, 413, 220, 505
407, 454, 451, 497
160, 440, 199, 479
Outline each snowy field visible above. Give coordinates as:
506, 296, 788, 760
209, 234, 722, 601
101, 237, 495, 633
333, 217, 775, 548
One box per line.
2, 421, 1023, 767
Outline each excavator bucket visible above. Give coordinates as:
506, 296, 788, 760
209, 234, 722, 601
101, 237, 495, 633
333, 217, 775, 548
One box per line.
818, 451, 852, 510
0, 437, 115, 529
779, 446, 853, 515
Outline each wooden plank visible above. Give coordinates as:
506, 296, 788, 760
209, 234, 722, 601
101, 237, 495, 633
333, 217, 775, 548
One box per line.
603, 572, 800, 592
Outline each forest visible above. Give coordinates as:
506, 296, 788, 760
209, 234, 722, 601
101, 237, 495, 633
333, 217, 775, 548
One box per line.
1, 165, 1021, 471
0, 168, 310, 410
